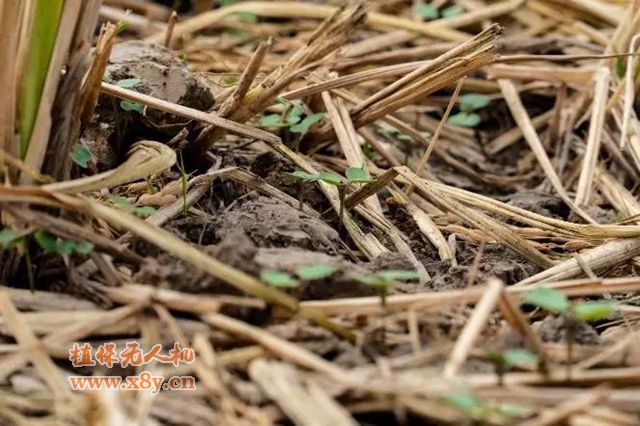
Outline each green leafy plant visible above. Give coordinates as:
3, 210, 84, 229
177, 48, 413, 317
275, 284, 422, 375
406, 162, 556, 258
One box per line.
448, 93, 491, 127
413, 3, 465, 21
485, 349, 538, 385
111, 195, 157, 218
288, 167, 371, 230
70, 143, 92, 168
0, 230, 23, 248
523, 287, 617, 372
414, 4, 438, 20
261, 270, 299, 288
353, 270, 421, 307
345, 166, 371, 183
446, 392, 532, 422
33, 231, 93, 256
115, 78, 142, 89
120, 100, 144, 113
261, 264, 337, 291
296, 264, 336, 280
115, 78, 144, 113
260, 100, 324, 134
2, 229, 92, 256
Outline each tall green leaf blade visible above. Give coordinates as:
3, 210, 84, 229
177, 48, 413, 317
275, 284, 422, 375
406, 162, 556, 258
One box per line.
19, 0, 64, 157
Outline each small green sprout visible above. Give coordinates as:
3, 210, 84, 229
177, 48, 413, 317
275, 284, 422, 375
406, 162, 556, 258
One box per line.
448, 93, 491, 127
261, 270, 299, 288
114, 78, 145, 113
446, 392, 532, 422
522, 287, 569, 313
0, 230, 22, 248
2, 229, 92, 256
523, 287, 617, 373
446, 393, 483, 417
261, 265, 336, 290
115, 78, 142, 89
111, 195, 157, 218
353, 269, 421, 307
70, 143, 92, 168
414, 4, 438, 20
414, 3, 465, 21
522, 287, 617, 322
120, 100, 144, 113
345, 166, 371, 184
486, 349, 539, 385
290, 112, 324, 133
260, 114, 282, 128
260, 100, 324, 134
289, 166, 371, 231
296, 264, 336, 280
33, 231, 93, 256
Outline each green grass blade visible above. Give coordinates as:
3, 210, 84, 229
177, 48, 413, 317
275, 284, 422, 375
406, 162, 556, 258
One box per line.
18, 0, 64, 157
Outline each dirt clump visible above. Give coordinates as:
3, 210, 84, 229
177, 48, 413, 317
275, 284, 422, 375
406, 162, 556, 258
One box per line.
106, 41, 214, 138
214, 195, 341, 254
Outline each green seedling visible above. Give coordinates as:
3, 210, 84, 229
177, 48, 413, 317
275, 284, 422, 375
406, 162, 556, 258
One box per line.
115, 78, 144, 113
2, 229, 93, 256
446, 392, 532, 422
260, 100, 324, 135
34, 231, 94, 256
485, 349, 539, 386
413, 3, 464, 21
261, 265, 336, 293
0, 229, 23, 249
70, 143, 92, 168
3, 227, 94, 291
353, 269, 421, 307
522, 287, 617, 374
448, 93, 491, 127
289, 167, 370, 232
111, 195, 157, 218
261, 270, 299, 289
414, 4, 438, 20
296, 264, 336, 280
